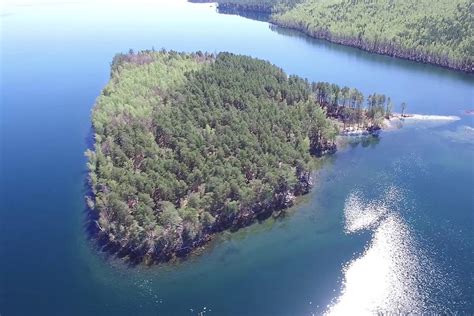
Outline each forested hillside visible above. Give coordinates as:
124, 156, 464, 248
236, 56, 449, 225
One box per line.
217, 0, 302, 13
87, 50, 396, 264
87, 50, 339, 263
273, 0, 473, 72
202, 0, 473, 72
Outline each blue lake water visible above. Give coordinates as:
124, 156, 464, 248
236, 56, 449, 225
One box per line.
1, 1, 473, 315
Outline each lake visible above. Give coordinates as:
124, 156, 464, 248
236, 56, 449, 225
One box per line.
1, 0, 473, 315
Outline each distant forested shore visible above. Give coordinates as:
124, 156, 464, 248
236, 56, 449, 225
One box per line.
191, 0, 473, 73
87, 50, 401, 264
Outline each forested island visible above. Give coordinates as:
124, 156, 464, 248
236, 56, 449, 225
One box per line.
194, 0, 473, 73
87, 50, 399, 264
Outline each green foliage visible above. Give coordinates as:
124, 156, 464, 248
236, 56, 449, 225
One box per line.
312, 81, 394, 130
88, 50, 386, 262
272, 0, 473, 72
216, 0, 302, 13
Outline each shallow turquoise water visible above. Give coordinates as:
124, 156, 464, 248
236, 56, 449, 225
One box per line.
1, 1, 473, 315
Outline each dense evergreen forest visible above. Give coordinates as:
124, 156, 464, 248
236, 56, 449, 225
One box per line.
198, 0, 473, 73
217, 0, 302, 13
189, 0, 302, 13
87, 50, 395, 263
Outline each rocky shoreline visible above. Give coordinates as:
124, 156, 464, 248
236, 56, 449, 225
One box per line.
89, 161, 321, 265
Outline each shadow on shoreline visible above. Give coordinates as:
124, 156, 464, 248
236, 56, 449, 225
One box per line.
217, 6, 271, 22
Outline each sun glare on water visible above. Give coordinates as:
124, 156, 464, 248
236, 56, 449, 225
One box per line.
326, 187, 440, 315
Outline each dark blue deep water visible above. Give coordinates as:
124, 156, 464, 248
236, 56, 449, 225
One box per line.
1, 1, 473, 315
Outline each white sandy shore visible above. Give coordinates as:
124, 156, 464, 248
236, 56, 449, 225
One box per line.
393, 113, 460, 121
340, 113, 461, 136
384, 113, 460, 130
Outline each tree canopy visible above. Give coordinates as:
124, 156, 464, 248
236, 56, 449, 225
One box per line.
87, 50, 339, 263
217, 0, 302, 13
87, 50, 396, 263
